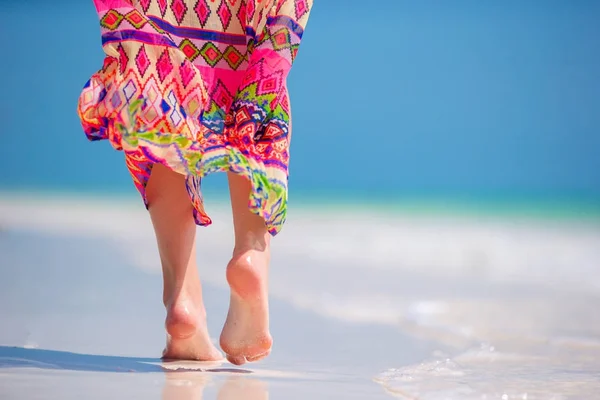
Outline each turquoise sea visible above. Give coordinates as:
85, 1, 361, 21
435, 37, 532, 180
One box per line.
1, 0, 599, 215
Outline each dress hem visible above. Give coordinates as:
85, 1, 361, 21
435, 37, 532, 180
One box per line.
86, 98, 288, 236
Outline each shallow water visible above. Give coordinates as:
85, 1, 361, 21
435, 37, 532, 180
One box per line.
1, 194, 599, 399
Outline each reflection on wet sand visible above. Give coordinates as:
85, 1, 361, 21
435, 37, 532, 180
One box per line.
216, 376, 269, 400
162, 369, 269, 400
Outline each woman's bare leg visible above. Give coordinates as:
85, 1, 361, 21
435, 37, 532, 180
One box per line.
146, 163, 222, 361
219, 172, 273, 365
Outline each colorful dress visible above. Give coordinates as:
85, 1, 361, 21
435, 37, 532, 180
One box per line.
78, 0, 313, 235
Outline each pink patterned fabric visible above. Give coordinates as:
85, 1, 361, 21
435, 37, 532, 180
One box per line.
78, 0, 313, 235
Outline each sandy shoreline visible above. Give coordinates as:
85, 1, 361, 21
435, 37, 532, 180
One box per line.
1, 195, 600, 399
0, 229, 427, 399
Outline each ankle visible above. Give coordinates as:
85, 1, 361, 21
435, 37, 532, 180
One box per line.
233, 237, 270, 256
163, 280, 203, 309
231, 248, 270, 270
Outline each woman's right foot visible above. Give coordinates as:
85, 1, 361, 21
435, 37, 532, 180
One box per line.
219, 251, 273, 365
163, 295, 223, 361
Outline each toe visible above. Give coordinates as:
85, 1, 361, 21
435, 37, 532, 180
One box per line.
226, 354, 247, 365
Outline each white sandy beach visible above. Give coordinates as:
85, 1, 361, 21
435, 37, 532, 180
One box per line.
1, 193, 600, 399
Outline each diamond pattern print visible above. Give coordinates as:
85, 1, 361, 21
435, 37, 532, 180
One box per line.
171, 0, 188, 24
157, 0, 168, 17
270, 28, 291, 51
295, 0, 309, 20
236, 2, 246, 27
184, 94, 202, 117
143, 104, 159, 124
223, 46, 244, 70
141, 79, 160, 124
122, 79, 137, 102
117, 44, 129, 74
144, 78, 160, 105
135, 45, 151, 77
200, 42, 222, 67
179, 39, 201, 61
78, 0, 314, 237
110, 91, 122, 109
280, 91, 290, 112
194, 0, 211, 27
156, 49, 174, 83
170, 109, 182, 126
138, 0, 151, 13
179, 61, 196, 88
257, 73, 282, 96
211, 81, 234, 110
241, 64, 259, 87
100, 9, 124, 30
141, 77, 162, 124
261, 123, 284, 141
246, 1, 255, 23
125, 9, 147, 29
290, 43, 300, 62
217, 1, 232, 30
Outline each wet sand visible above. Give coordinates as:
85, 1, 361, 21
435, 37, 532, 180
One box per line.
0, 196, 428, 400
1, 193, 600, 399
